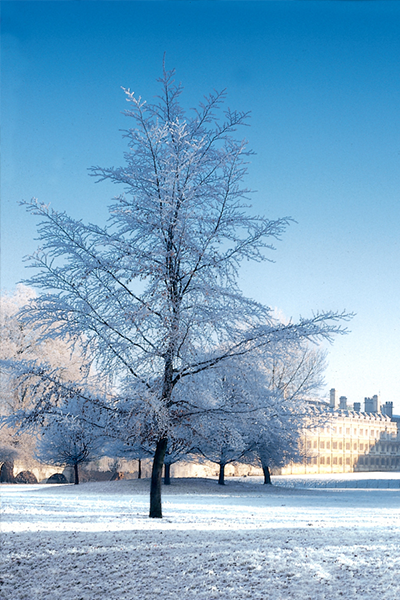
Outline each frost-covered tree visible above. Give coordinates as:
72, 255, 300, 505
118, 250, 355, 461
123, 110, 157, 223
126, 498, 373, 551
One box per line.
188, 343, 327, 485
245, 343, 328, 483
0, 286, 86, 479
17, 65, 350, 517
102, 398, 155, 480
247, 404, 306, 484
194, 417, 248, 485
163, 433, 196, 485
106, 437, 152, 480
266, 342, 327, 404
0, 286, 84, 388
104, 402, 194, 484
36, 401, 103, 485
188, 357, 255, 485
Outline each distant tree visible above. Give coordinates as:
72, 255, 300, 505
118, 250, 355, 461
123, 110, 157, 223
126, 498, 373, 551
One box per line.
0, 286, 86, 479
187, 343, 327, 486
0, 427, 37, 483
102, 399, 195, 484
163, 434, 195, 485
245, 343, 327, 483
188, 358, 254, 485
0, 443, 17, 483
103, 411, 153, 481
16, 65, 351, 517
194, 418, 248, 485
35, 396, 105, 484
247, 406, 306, 484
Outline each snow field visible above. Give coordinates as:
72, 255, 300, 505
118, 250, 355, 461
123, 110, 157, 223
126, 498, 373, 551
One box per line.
2, 476, 400, 600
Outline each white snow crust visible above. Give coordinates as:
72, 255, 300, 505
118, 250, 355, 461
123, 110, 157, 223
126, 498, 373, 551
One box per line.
2, 474, 400, 599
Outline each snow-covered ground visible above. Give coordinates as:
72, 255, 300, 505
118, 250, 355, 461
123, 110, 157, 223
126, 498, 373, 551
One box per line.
271, 471, 400, 488
2, 474, 400, 599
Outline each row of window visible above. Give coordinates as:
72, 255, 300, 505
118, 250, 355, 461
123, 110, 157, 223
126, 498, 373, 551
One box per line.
307, 440, 398, 453
358, 457, 399, 466
309, 456, 400, 466
309, 456, 348, 465
312, 427, 396, 438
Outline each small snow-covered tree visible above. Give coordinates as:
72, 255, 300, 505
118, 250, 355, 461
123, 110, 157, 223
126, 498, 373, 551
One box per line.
194, 417, 248, 485
17, 65, 351, 517
188, 358, 254, 484
102, 398, 154, 480
247, 404, 305, 484
29, 391, 107, 485
187, 343, 327, 485
163, 432, 196, 485
245, 343, 328, 483
37, 416, 100, 485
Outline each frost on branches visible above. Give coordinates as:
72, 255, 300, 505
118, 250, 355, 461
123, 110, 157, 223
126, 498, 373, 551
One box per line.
17, 66, 351, 517
243, 343, 329, 484
187, 345, 327, 486
0, 286, 86, 482
188, 356, 256, 486
35, 396, 105, 485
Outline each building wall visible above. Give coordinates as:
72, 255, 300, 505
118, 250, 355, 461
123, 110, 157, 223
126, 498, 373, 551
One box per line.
278, 409, 400, 475
12, 461, 70, 482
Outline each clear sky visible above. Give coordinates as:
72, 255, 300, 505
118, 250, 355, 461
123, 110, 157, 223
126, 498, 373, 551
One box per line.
1, 1, 399, 411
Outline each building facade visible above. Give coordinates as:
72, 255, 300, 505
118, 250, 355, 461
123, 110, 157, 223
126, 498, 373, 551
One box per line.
280, 389, 400, 475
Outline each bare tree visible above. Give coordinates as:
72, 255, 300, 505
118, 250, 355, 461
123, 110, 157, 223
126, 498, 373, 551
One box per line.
16, 65, 351, 517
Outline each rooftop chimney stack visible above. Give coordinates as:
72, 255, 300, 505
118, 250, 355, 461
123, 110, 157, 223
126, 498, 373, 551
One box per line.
364, 396, 380, 413
382, 401, 393, 418
330, 388, 338, 410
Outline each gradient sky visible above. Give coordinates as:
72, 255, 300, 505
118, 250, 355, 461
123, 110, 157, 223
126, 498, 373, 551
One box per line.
1, 1, 400, 410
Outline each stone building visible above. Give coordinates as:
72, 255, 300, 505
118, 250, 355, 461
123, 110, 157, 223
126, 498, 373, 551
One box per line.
279, 389, 400, 475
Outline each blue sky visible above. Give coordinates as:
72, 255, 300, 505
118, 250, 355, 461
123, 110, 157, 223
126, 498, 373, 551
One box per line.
2, 1, 400, 410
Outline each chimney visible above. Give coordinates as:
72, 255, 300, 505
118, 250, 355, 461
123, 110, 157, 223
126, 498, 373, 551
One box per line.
339, 396, 347, 410
330, 388, 338, 410
372, 394, 380, 412
364, 397, 375, 413
353, 402, 361, 412
382, 401, 393, 418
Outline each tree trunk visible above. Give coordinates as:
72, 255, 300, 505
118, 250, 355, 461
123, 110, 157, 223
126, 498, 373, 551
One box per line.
0, 460, 15, 483
262, 464, 272, 485
218, 463, 225, 485
149, 344, 174, 516
138, 458, 142, 479
74, 462, 80, 485
164, 463, 171, 485
149, 438, 168, 518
